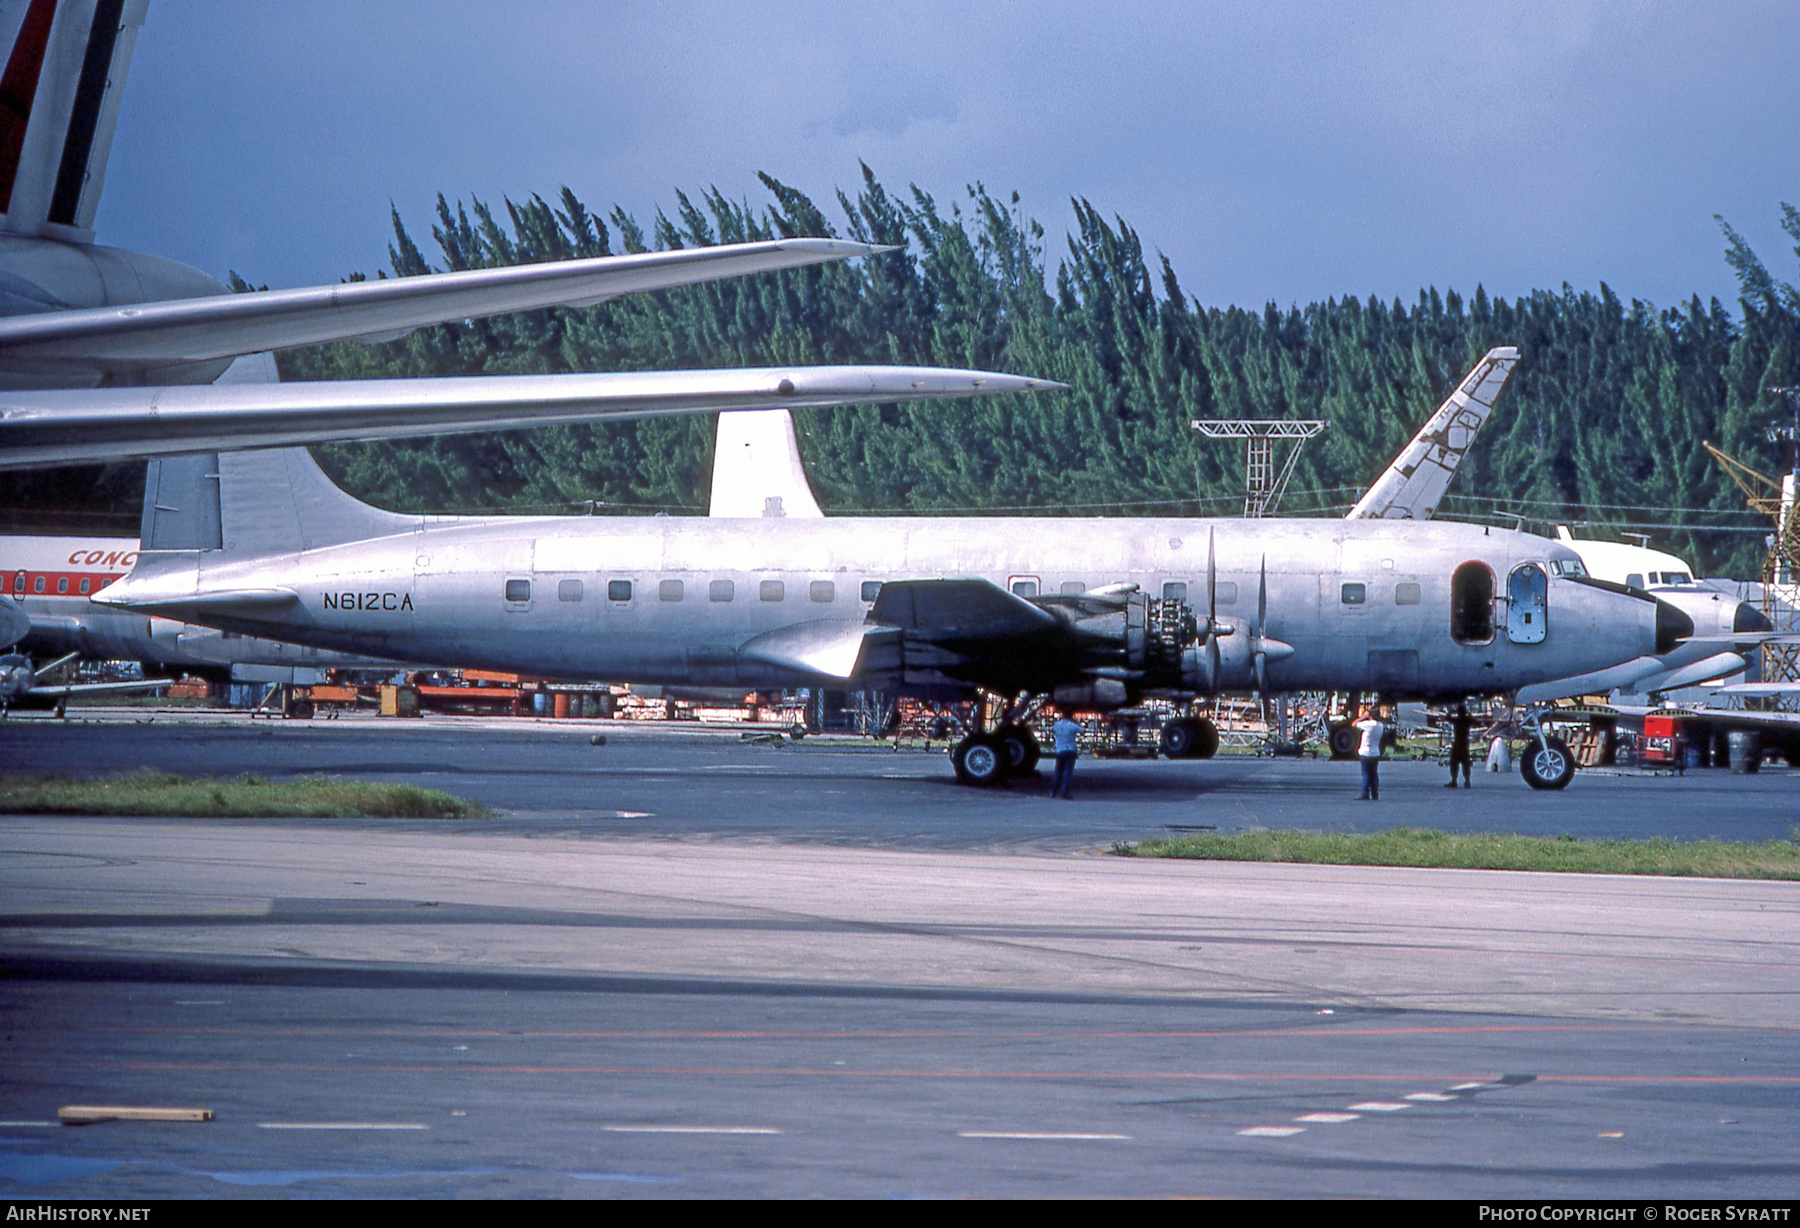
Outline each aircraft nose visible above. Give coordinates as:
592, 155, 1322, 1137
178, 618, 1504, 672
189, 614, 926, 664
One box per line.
1655, 598, 1694, 655
1733, 601, 1773, 634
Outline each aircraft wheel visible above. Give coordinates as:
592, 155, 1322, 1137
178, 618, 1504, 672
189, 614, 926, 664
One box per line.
285, 699, 316, 720
1521, 736, 1576, 790
995, 724, 1040, 773
952, 735, 1008, 786
1159, 719, 1194, 759
1189, 717, 1219, 760
1328, 724, 1359, 760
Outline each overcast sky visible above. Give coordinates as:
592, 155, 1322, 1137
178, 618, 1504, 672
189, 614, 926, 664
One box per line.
98, 1, 1800, 313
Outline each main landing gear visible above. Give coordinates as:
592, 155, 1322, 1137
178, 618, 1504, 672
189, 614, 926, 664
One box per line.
1158, 716, 1219, 760
951, 722, 1041, 786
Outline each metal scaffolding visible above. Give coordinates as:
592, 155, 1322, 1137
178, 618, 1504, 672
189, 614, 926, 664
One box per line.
1703, 387, 1800, 686
1191, 419, 1328, 517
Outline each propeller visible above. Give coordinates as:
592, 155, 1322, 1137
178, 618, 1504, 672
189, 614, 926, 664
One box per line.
1254, 556, 1269, 696
1205, 529, 1225, 691
1249, 555, 1295, 694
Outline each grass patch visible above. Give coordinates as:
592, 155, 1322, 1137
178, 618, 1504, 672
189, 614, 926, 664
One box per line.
0, 771, 492, 819
1114, 826, 1800, 880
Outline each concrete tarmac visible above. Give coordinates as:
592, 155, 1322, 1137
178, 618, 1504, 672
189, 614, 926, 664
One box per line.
4, 708, 1799, 849
1, 713, 1796, 1197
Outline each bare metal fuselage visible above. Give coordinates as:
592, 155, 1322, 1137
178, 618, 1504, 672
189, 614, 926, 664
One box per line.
116, 513, 1661, 698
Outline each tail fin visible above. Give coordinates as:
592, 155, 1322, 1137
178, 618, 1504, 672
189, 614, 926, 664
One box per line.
139, 353, 416, 561
708, 408, 824, 518
1345, 346, 1520, 521
0, 0, 146, 240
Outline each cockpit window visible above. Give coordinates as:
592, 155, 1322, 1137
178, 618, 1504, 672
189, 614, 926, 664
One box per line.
1548, 558, 1588, 579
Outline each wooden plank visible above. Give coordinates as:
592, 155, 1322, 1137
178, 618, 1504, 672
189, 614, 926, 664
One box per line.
59, 1105, 213, 1123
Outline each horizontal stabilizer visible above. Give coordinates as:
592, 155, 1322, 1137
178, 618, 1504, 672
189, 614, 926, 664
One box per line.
870, 579, 1057, 641
0, 364, 1065, 469
0, 237, 887, 381
94, 585, 298, 616
1346, 346, 1520, 521
738, 619, 889, 679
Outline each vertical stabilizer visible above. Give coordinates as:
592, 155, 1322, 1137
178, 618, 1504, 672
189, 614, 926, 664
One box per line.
0, 0, 146, 240
1345, 345, 1520, 521
708, 408, 824, 518
136, 350, 417, 567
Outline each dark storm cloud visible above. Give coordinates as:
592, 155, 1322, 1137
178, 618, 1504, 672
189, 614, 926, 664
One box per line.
99, 1, 1800, 309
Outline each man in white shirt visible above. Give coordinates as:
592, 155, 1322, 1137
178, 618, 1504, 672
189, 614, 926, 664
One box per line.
1354, 704, 1387, 801
1049, 707, 1083, 800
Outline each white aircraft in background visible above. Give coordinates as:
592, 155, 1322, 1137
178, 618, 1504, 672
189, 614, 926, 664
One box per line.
1343, 346, 1769, 702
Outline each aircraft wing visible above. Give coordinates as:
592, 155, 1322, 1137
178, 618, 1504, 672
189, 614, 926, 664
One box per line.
1345, 346, 1520, 520
0, 239, 885, 381
0, 366, 1064, 469
869, 579, 1059, 641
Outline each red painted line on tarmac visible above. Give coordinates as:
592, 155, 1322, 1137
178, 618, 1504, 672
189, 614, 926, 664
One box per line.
105, 1062, 1800, 1084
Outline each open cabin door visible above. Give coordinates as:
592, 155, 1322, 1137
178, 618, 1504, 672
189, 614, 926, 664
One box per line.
1506, 564, 1547, 644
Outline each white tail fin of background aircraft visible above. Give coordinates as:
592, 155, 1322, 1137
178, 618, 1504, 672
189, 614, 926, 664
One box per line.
708, 409, 824, 518
0, 0, 145, 241
1344, 346, 1520, 521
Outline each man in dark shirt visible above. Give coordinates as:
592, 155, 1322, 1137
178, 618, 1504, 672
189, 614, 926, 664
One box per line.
1446, 704, 1474, 789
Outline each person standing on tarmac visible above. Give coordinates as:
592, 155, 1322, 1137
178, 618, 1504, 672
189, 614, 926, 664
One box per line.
1049, 707, 1082, 800
1446, 703, 1474, 789
1354, 704, 1387, 801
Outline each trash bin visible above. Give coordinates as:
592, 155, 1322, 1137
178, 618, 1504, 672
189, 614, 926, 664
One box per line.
1728, 729, 1761, 775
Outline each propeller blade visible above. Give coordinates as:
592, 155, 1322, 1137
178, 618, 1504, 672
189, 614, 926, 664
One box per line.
1255, 650, 1267, 696
1256, 556, 1267, 639
1207, 528, 1217, 629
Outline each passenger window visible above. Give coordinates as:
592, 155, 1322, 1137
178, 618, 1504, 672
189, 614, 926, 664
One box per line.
1162, 581, 1188, 603
10, 571, 21, 594
504, 578, 531, 603
1341, 582, 1366, 605
79, 578, 91, 595
1011, 578, 1040, 597
810, 580, 834, 603
558, 579, 584, 603
56, 577, 68, 594
1394, 582, 1421, 605
1215, 582, 1238, 605
1451, 562, 1496, 645
607, 580, 632, 603
33, 576, 45, 593
760, 580, 784, 603
1061, 580, 1086, 595
861, 580, 882, 602
710, 579, 735, 603
659, 579, 684, 602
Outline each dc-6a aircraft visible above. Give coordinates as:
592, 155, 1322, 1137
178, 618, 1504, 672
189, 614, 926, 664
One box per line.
0, 0, 1053, 468
94, 440, 1688, 789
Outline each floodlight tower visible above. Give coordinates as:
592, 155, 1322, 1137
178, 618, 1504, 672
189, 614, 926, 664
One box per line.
1192, 419, 1328, 517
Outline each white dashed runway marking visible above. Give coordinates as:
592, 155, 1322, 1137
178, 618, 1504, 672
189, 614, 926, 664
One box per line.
959, 1131, 1132, 1140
